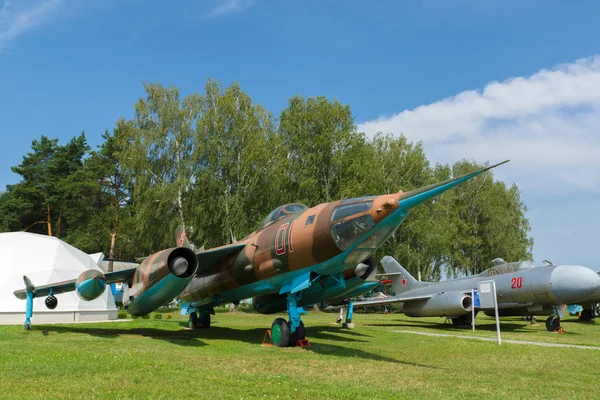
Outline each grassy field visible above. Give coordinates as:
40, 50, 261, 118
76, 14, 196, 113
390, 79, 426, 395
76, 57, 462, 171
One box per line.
1, 310, 599, 399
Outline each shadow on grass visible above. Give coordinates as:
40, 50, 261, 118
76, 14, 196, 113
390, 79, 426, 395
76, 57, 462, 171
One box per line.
303, 341, 439, 369
178, 324, 437, 367
35, 321, 437, 367
37, 325, 207, 347
173, 323, 373, 344
363, 319, 536, 333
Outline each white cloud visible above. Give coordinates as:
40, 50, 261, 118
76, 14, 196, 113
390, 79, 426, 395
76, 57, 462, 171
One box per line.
204, 0, 255, 18
357, 56, 600, 192
0, 0, 63, 53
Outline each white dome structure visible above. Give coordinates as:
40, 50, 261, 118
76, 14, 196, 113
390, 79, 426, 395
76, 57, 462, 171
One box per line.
0, 232, 118, 324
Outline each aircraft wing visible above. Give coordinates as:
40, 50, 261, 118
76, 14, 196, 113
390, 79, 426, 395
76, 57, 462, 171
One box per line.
352, 294, 432, 307
373, 272, 404, 281
13, 268, 137, 300
196, 243, 246, 268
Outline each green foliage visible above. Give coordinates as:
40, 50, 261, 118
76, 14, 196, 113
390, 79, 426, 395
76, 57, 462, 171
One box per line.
444, 160, 533, 277
1, 78, 533, 276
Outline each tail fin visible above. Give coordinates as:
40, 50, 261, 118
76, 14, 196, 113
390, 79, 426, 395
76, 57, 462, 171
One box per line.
378, 256, 428, 293
175, 226, 192, 249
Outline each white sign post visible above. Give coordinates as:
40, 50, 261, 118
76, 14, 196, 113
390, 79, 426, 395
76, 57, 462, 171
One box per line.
471, 289, 475, 332
477, 280, 501, 345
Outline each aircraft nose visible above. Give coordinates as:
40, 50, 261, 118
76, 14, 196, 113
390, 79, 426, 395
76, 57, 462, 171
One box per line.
549, 266, 600, 304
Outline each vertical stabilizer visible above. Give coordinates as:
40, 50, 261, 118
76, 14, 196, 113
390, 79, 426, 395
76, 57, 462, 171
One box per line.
379, 256, 428, 293
175, 226, 192, 249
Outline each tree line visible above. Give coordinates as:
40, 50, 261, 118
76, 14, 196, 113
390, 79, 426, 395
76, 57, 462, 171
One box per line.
0, 79, 533, 279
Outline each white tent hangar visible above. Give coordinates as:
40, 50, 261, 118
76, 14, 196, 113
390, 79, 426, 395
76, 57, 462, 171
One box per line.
0, 232, 118, 324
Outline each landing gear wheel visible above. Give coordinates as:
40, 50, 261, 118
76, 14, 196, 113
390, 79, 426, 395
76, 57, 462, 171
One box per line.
579, 309, 594, 322
189, 312, 199, 329
200, 313, 211, 328
288, 321, 306, 347
23, 323, 31, 331
271, 318, 290, 347
451, 315, 471, 328
545, 316, 561, 332
45, 295, 58, 310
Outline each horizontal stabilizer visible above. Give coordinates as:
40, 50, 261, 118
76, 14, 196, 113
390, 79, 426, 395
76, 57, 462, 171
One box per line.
13, 268, 137, 300
353, 294, 432, 307
196, 243, 246, 269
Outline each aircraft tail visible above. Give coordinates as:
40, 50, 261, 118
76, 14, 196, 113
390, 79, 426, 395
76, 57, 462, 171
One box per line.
175, 226, 192, 249
378, 256, 428, 293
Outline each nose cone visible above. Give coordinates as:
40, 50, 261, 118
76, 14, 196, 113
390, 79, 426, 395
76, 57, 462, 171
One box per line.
550, 266, 600, 304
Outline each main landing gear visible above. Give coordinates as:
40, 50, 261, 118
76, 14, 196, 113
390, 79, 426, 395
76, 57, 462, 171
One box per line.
578, 306, 597, 322
188, 308, 213, 329
269, 292, 309, 347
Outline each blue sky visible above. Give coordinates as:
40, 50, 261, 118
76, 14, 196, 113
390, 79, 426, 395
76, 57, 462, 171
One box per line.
1, 0, 599, 268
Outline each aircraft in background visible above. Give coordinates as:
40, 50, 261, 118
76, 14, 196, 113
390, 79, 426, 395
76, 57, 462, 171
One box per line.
352, 256, 600, 331
14, 160, 508, 347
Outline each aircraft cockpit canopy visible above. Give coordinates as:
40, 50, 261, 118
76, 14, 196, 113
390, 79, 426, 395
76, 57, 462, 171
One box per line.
259, 203, 308, 230
479, 260, 535, 277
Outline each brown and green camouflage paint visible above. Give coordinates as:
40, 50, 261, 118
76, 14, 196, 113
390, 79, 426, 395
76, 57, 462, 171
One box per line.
177, 193, 402, 303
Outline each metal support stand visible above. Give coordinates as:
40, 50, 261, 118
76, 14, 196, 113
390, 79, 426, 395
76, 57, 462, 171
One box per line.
477, 280, 501, 345
336, 307, 344, 324
492, 281, 501, 345
342, 301, 354, 329
471, 289, 475, 332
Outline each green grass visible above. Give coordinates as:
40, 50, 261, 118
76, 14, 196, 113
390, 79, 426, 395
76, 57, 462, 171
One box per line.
1, 311, 599, 399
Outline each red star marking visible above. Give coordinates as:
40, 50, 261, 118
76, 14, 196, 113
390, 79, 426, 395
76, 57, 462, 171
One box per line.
401, 278, 407, 287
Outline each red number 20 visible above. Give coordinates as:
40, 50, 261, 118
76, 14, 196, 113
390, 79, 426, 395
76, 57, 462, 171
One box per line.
511, 277, 523, 289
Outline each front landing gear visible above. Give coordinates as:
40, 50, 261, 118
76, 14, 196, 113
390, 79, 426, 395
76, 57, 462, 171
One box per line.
269, 318, 307, 347
269, 292, 310, 347
545, 316, 561, 332
545, 305, 565, 332
271, 318, 291, 347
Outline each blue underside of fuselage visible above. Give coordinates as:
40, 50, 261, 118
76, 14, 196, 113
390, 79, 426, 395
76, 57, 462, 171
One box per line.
179, 208, 410, 314
128, 274, 192, 316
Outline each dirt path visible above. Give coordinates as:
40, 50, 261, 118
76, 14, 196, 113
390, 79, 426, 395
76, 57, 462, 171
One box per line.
392, 330, 600, 350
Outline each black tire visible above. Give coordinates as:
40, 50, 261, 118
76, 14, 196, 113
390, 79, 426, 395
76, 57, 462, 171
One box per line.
200, 312, 211, 328
451, 314, 472, 327
189, 312, 198, 329
579, 309, 594, 322
288, 321, 306, 347
45, 295, 58, 310
545, 316, 560, 332
271, 318, 290, 347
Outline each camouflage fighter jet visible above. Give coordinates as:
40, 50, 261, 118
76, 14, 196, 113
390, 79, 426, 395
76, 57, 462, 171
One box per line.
351, 256, 600, 332
14, 160, 508, 347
